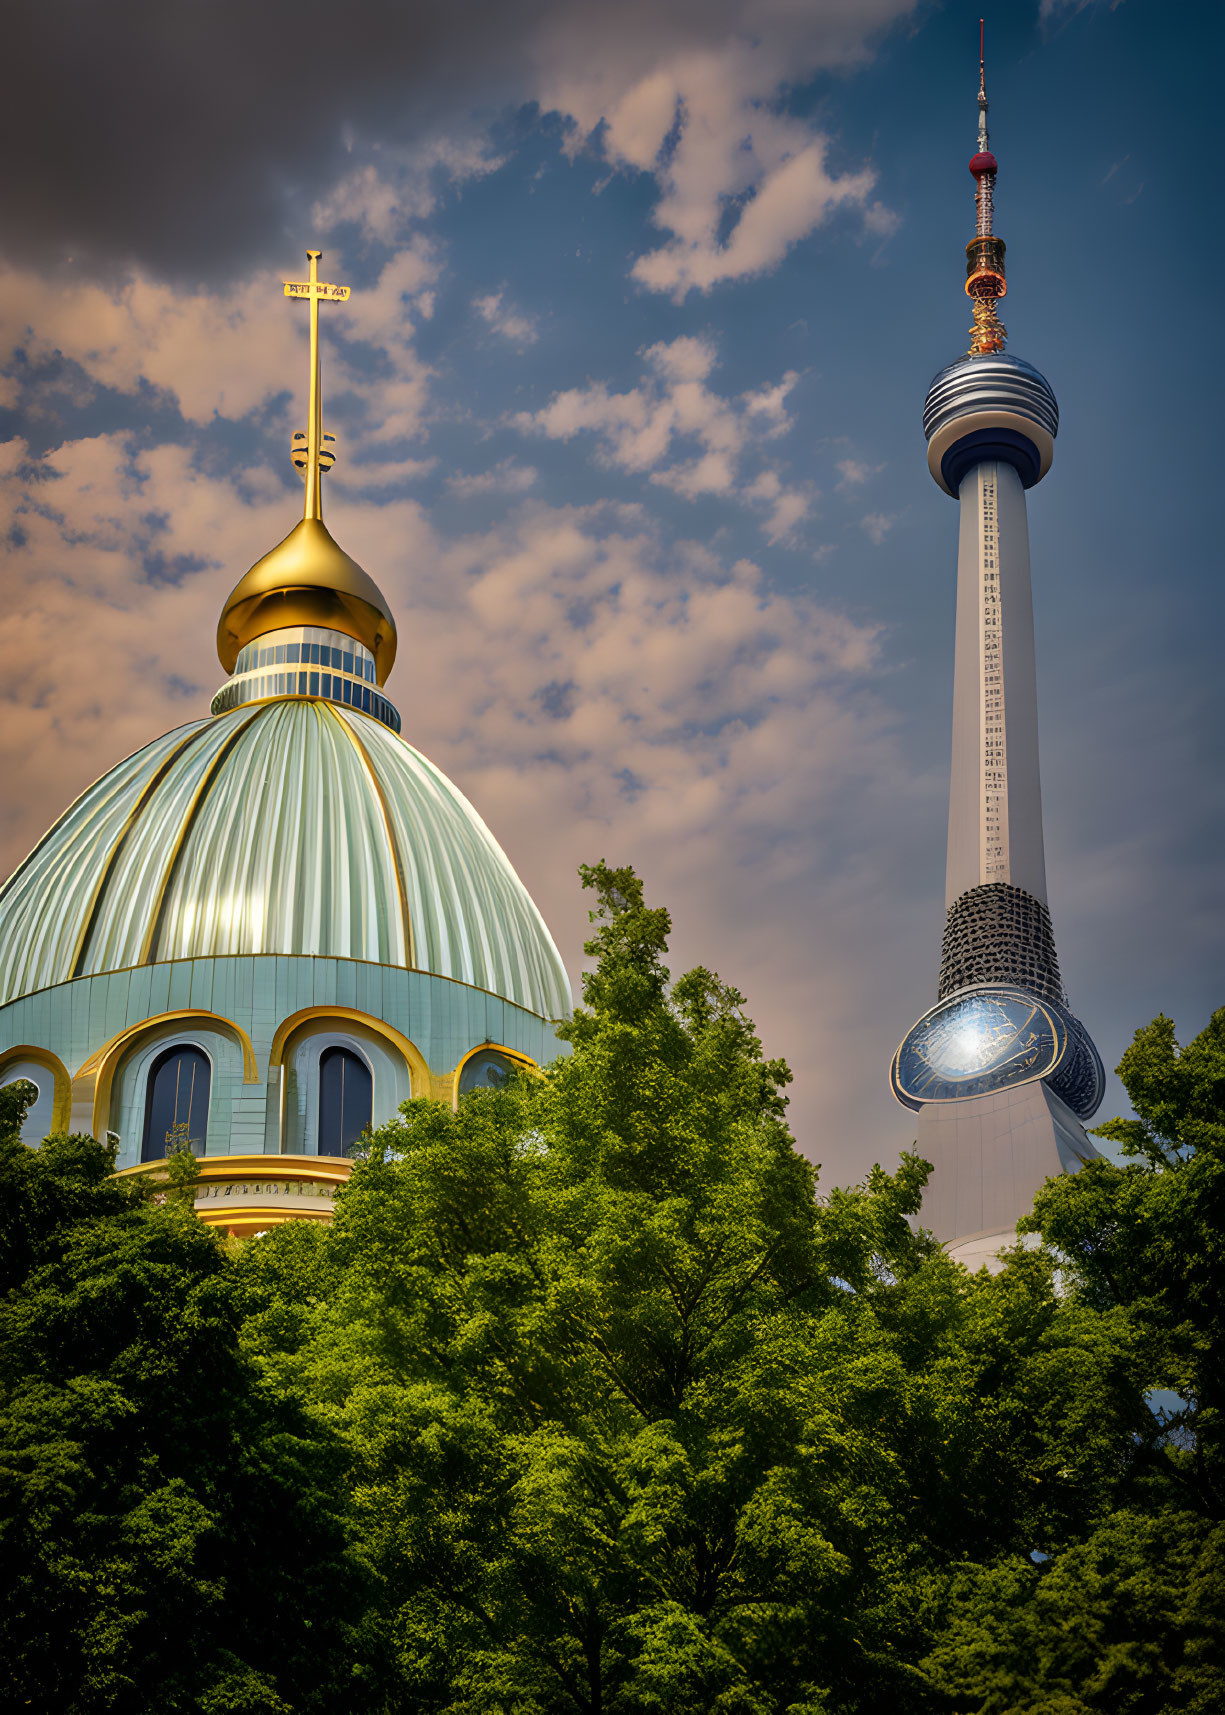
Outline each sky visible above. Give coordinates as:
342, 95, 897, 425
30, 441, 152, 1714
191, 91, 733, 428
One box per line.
0, 0, 1220, 1188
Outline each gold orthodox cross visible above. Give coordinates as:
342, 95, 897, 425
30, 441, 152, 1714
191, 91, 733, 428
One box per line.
283, 250, 350, 521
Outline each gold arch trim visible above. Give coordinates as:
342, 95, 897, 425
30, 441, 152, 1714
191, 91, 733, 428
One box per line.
80, 1010, 260, 1140
267, 1005, 433, 1097
452, 1041, 537, 1107
0, 1044, 73, 1133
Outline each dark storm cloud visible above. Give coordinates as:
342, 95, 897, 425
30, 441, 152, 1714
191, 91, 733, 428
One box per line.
3, 0, 551, 279
3, 0, 896, 281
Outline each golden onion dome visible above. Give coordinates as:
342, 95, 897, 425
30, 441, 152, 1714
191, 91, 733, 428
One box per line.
216, 516, 397, 683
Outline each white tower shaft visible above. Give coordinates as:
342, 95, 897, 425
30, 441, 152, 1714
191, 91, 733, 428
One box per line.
946, 460, 1048, 909
889, 35, 1105, 1271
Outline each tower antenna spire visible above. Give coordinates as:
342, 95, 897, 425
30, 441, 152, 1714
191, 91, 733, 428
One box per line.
283, 251, 350, 521
965, 20, 1006, 353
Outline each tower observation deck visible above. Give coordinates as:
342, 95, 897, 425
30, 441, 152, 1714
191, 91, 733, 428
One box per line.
890, 33, 1104, 1269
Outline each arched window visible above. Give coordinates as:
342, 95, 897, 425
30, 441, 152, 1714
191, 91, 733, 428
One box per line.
0, 1066, 53, 1143
142, 1045, 211, 1163
318, 1046, 372, 1157
459, 1050, 521, 1096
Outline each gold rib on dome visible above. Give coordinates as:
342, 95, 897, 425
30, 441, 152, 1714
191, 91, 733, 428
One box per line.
215, 251, 398, 684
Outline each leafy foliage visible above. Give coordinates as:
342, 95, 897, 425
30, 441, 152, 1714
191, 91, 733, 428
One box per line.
927, 1005, 1225, 1712
1021, 1007, 1225, 1516
3, 878, 1223, 1711
240, 864, 1191, 1712
0, 1085, 365, 1714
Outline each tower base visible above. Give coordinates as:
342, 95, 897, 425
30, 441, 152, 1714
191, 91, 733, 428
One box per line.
916, 1080, 1099, 1264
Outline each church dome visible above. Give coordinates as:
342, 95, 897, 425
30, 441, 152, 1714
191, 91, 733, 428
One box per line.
0, 698, 570, 1021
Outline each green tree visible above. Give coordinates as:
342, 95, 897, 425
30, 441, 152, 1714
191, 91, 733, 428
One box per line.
922, 1008, 1225, 1712
248, 864, 1143, 1713
1026, 1007, 1225, 1514
0, 1085, 367, 1713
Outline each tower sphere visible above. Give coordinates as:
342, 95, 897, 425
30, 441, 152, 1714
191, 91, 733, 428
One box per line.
923, 351, 1058, 496
968, 151, 998, 177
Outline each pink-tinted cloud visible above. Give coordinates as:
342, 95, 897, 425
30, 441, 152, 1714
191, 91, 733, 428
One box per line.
0, 248, 439, 452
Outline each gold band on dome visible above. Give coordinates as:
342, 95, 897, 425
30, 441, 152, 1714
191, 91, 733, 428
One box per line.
68, 723, 215, 980
138, 708, 268, 967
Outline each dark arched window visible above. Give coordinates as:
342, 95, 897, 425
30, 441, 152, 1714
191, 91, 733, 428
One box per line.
459, 1050, 520, 1096
318, 1046, 372, 1157
142, 1045, 210, 1162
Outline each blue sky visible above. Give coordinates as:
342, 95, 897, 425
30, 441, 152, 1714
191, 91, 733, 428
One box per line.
0, 0, 1218, 1183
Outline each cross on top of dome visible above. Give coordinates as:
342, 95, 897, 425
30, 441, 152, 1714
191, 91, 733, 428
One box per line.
215, 251, 398, 684
283, 250, 350, 519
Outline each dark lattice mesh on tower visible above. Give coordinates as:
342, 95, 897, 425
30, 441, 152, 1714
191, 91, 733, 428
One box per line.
938, 882, 1064, 1005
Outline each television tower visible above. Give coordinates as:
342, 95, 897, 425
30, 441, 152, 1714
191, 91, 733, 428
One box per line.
890, 29, 1104, 1269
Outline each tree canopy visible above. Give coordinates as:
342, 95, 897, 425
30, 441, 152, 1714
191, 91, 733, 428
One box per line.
0, 1087, 366, 1713
1, 865, 1221, 1711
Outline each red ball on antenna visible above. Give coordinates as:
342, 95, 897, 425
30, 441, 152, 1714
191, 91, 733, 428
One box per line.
969, 151, 997, 177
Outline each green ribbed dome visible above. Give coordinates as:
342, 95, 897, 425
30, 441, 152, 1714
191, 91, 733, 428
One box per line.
0, 701, 570, 1021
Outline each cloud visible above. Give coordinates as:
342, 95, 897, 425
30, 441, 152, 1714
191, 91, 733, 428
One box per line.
0, 264, 301, 425
1038, 0, 1121, 21
313, 137, 506, 244
513, 333, 813, 540
331, 456, 438, 493
859, 511, 894, 545
448, 460, 538, 497
742, 470, 814, 544
539, 15, 909, 298
0, 244, 440, 462
0, 0, 915, 282
835, 457, 880, 491
473, 290, 539, 346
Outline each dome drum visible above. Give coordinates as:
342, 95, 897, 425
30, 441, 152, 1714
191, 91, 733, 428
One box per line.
0, 953, 558, 1230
